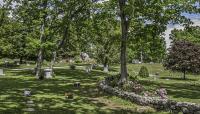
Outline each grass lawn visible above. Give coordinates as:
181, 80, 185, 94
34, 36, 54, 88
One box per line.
0, 62, 200, 113
0, 63, 168, 114
126, 63, 200, 103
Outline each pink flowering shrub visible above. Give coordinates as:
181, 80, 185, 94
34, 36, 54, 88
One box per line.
156, 88, 168, 99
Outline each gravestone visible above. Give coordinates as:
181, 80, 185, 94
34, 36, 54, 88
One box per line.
44, 69, 52, 79
74, 82, 80, 88
80, 52, 90, 61
150, 62, 154, 64
0, 69, 5, 76
4, 60, 9, 67
85, 66, 91, 73
132, 59, 140, 64
14, 59, 20, 65
24, 89, 31, 97
16, 62, 20, 66
103, 65, 109, 72
69, 59, 74, 63
26, 63, 30, 66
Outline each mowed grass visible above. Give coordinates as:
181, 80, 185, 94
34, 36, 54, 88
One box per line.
126, 63, 200, 103
0, 64, 168, 114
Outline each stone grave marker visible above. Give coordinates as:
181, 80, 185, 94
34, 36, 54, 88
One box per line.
26, 63, 30, 66
44, 69, 52, 79
0, 69, 5, 76
16, 62, 20, 66
74, 82, 80, 88
85, 66, 91, 73
24, 89, 31, 97
4, 60, 9, 67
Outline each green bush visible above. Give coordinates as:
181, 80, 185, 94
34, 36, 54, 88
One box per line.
69, 64, 76, 70
138, 66, 149, 78
129, 74, 138, 81
106, 74, 120, 87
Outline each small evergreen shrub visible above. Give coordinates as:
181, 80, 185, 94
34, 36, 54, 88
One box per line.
106, 74, 120, 87
138, 66, 149, 78
69, 64, 76, 70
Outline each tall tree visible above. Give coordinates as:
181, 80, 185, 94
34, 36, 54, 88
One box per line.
164, 40, 200, 79
91, 1, 120, 72
118, 0, 133, 84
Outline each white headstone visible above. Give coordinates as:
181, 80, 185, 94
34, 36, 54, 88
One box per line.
17, 62, 20, 66
103, 65, 109, 72
85, 66, 91, 73
132, 59, 140, 64
44, 69, 52, 79
80, 52, 90, 61
150, 62, 154, 64
24, 90, 31, 97
0, 69, 5, 76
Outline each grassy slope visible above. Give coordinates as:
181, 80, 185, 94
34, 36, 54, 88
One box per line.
126, 63, 200, 103
0, 64, 168, 114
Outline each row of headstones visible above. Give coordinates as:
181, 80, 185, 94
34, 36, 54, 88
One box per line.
132, 59, 154, 64
4, 60, 31, 67
44, 65, 94, 79
0, 68, 51, 78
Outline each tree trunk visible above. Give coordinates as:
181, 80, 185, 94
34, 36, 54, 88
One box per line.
103, 57, 109, 72
50, 51, 56, 74
20, 56, 23, 64
35, 47, 43, 79
183, 70, 186, 80
118, 0, 128, 84
35, 0, 48, 79
35, 22, 45, 79
140, 50, 143, 63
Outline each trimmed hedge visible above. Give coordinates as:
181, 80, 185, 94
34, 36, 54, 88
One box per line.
138, 66, 149, 78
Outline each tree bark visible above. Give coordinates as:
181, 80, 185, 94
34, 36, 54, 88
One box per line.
103, 57, 109, 72
140, 50, 143, 63
35, 1, 48, 79
20, 56, 23, 64
183, 70, 186, 80
50, 51, 56, 74
118, 0, 128, 84
35, 23, 45, 79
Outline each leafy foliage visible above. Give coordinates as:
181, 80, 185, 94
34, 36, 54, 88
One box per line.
138, 66, 149, 78
69, 64, 76, 70
164, 40, 200, 79
170, 26, 200, 44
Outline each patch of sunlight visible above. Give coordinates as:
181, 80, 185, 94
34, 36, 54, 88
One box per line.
0, 95, 10, 100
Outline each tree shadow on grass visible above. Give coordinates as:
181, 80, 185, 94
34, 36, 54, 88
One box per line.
160, 77, 198, 81
0, 68, 168, 114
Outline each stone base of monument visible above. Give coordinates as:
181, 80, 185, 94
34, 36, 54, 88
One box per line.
0, 69, 5, 76
74, 82, 80, 88
44, 69, 53, 79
